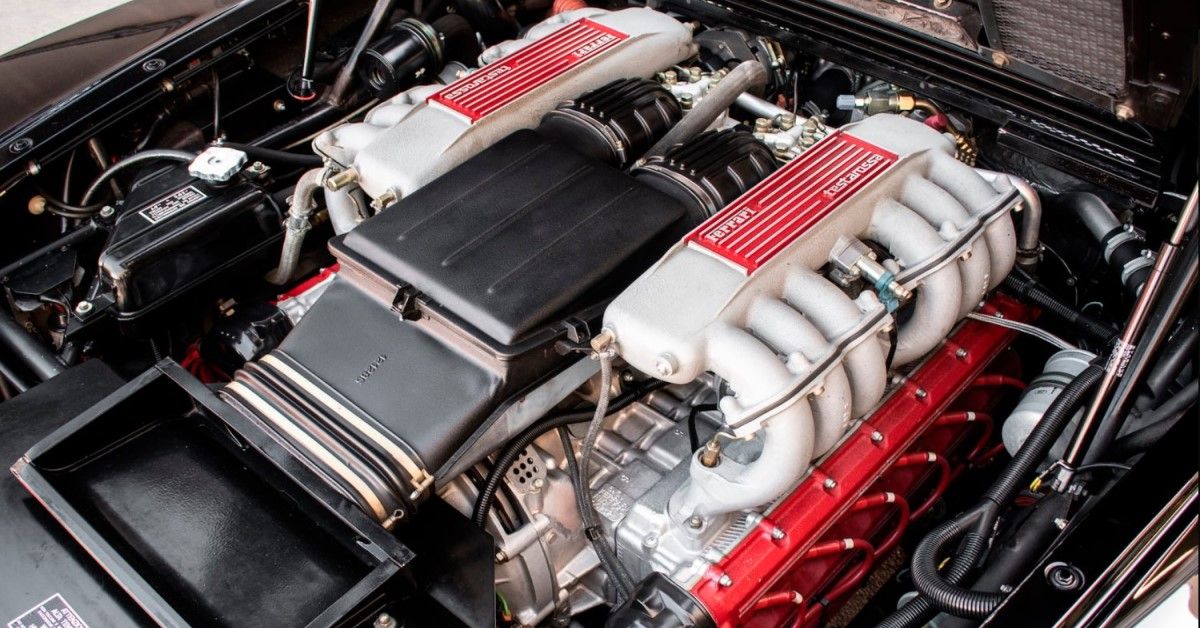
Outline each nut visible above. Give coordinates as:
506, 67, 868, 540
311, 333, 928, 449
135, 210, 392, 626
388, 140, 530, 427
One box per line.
74, 301, 94, 316
98, 205, 116, 219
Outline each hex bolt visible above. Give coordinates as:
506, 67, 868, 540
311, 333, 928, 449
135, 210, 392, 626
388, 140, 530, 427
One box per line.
779, 112, 797, 130
373, 613, 396, 628
687, 515, 704, 529
914, 388, 929, 400
754, 117, 772, 134
74, 301, 94, 316
688, 66, 702, 83
272, 99, 287, 113
770, 527, 786, 541
643, 534, 659, 549
955, 348, 969, 360
532, 477, 545, 489
662, 70, 677, 85
823, 478, 837, 491
718, 574, 733, 587
678, 93, 694, 111
98, 205, 116, 219
1115, 104, 1135, 121
870, 431, 884, 444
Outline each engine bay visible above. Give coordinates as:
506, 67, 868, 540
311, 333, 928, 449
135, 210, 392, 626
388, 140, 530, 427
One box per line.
0, 1, 1196, 627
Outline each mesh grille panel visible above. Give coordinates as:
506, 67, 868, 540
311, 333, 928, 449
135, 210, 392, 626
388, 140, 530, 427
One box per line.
992, 0, 1125, 95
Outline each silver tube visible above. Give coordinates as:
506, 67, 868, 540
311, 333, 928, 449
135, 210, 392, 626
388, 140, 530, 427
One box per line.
297, 0, 322, 99
643, 60, 768, 159
734, 92, 801, 125
976, 170, 1042, 272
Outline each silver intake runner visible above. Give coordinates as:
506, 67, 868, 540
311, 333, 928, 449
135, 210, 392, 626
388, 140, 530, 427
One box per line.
602, 113, 1021, 528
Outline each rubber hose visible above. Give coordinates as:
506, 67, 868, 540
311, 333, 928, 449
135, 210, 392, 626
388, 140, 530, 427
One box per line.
0, 313, 65, 382
1143, 324, 1198, 402
470, 378, 666, 527
910, 365, 1104, 620
1112, 381, 1198, 455
221, 142, 324, 167
876, 508, 989, 628
1003, 269, 1117, 345
81, 149, 196, 205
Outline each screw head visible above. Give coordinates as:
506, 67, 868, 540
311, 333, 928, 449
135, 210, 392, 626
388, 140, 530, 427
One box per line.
870, 431, 884, 444
770, 527, 786, 540
955, 348, 969, 359
142, 58, 166, 72
687, 515, 704, 529
532, 477, 545, 489
98, 205, 116, 218
914, 388, 929, 400
823, 478, 838, 490
272, 99, 287, 113
373, 612, 396, 628
718, 574, 733, 587
8, 138, 33, 154
643, 534, 659, 548
74, 301, 94, 316
1045, 562, 1084, 591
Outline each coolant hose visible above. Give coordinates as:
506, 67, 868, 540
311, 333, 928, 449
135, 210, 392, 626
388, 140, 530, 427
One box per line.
1003, 268, 1117, 345
80, 149, 196, 205
1061, 192, 1152, 295
643, 60, 768, 159
268, 167, 324, 285
906, 363, 1104, 620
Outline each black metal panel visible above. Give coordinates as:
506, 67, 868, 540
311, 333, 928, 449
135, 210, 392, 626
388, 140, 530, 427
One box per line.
987, 415, 1198, 626
657, 0, 1167, 203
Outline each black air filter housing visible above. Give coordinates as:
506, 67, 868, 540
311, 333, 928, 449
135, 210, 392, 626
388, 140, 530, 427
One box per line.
224, 129, 687, 522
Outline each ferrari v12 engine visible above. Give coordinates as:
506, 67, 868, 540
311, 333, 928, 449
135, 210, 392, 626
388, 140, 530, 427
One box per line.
22, 1, 1195, 626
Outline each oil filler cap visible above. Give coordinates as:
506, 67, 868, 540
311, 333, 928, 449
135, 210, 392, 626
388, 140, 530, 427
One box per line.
189, 146, 248, 183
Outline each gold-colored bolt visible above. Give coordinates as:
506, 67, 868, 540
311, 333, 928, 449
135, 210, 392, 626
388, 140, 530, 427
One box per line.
1115, 104, 1135, 121
688, 67, 702, 83
699, 440, 722, 467
27, 195, 46, 215
754, 117, 772, 134
678, 93, 694, 111
991, 50, 1010, 67
663, 70, 678, 85
325, 168, 359, 191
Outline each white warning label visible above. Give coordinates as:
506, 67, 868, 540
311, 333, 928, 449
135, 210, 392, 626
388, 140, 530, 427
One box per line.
6, 594, 89, 628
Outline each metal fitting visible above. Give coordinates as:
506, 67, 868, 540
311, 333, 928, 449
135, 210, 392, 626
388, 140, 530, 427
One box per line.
325, 168, 360, 192
699, 439, 722, 467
